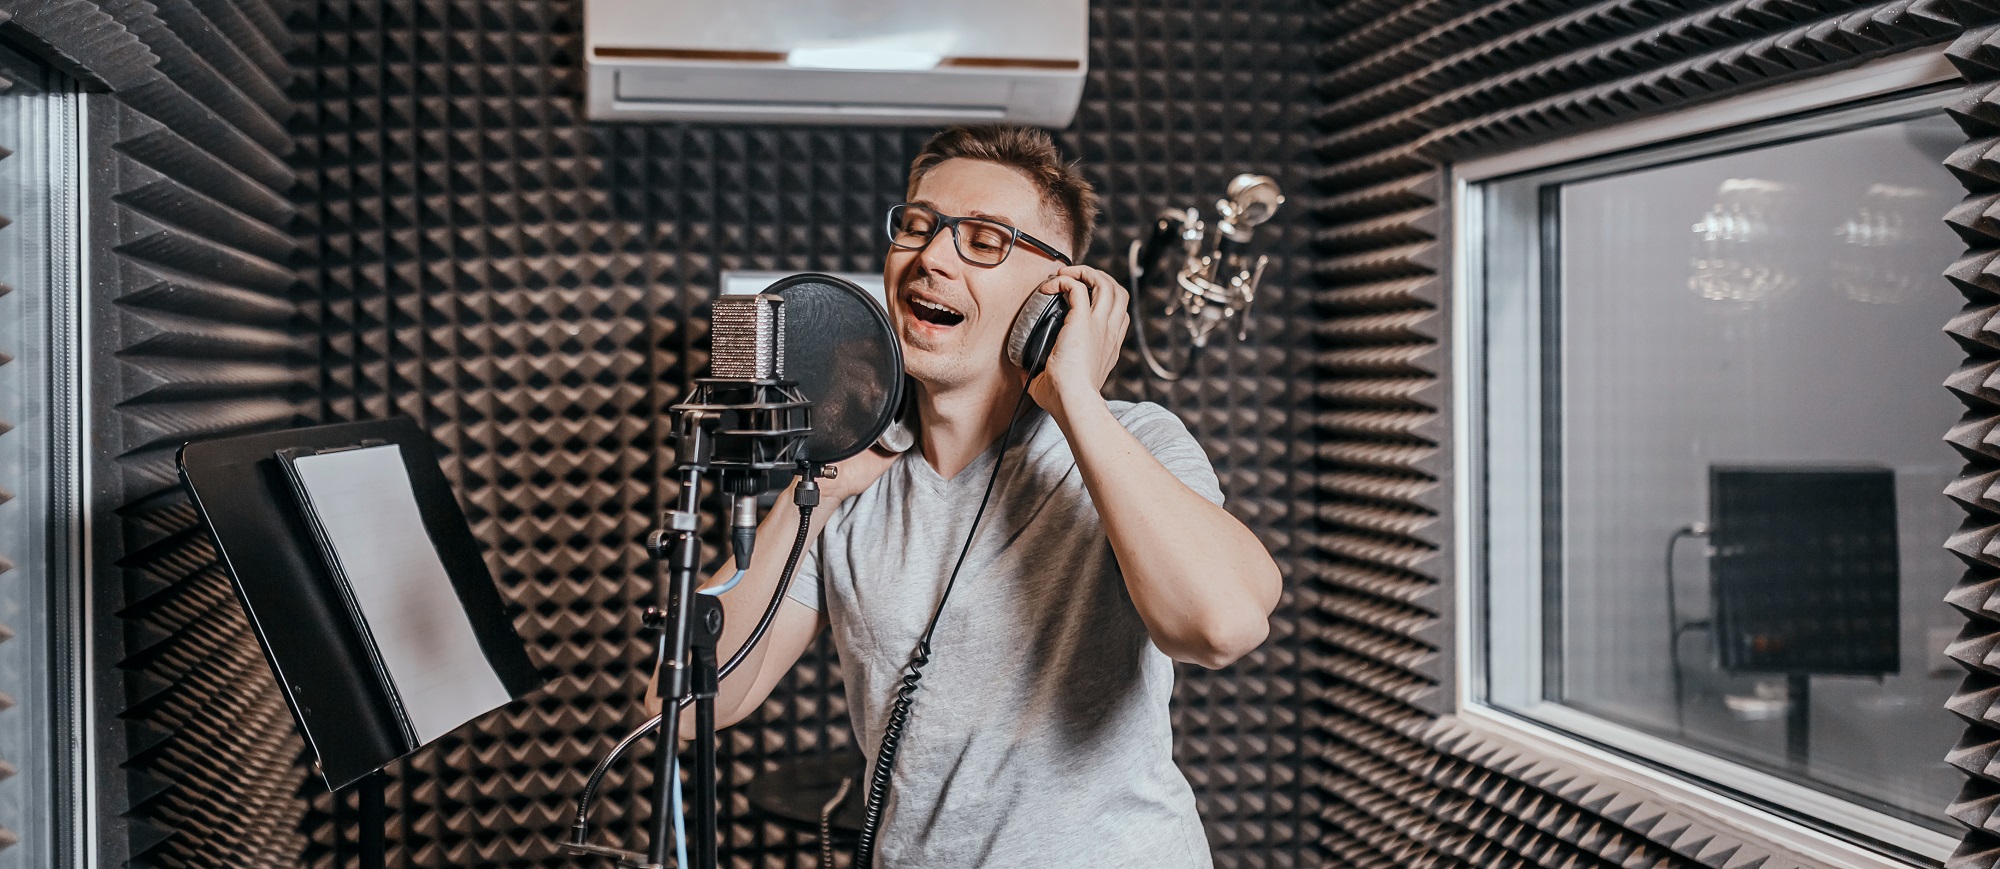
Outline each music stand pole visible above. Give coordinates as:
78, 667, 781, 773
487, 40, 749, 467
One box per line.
357, 770, 386, 869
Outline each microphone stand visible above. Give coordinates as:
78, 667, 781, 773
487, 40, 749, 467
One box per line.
563, 284, 870, 867
564, 317, 813, 869
573, 376, 806, 868
643, 409, 723, 869
557, 407, 728, 869
648, 468, 712, 869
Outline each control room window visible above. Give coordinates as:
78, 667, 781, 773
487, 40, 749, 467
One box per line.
1463, 83, 1964, 861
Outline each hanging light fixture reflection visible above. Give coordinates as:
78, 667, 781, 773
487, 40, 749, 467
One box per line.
1831, 183, 1929, 305
1689, 178, 1794, 303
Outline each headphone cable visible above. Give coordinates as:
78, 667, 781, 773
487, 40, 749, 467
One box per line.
852, 381, 1035, 867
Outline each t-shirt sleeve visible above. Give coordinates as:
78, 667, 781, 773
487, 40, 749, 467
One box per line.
782, 539, 823, 611
1119, 402, 1225, 507
780, 484, 868, 612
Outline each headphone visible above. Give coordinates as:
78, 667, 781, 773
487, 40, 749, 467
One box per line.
1007, 290, 1070, 377
876, 290, 1070, 453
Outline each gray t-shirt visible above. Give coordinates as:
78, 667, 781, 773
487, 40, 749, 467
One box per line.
788, 400, 1221, 869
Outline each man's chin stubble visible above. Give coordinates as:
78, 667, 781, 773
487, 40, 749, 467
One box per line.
902, 348, 977, 392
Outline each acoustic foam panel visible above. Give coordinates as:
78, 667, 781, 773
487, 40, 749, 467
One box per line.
1309, 0, 1999, 866
1937, 23, 2000, 869
0, 0, 318, 866
0, 43, 18, 862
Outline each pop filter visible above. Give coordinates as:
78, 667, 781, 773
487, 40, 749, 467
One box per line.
764, 273, 903, 464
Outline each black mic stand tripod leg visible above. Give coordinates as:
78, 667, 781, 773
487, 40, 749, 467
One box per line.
690, 600, 721, 869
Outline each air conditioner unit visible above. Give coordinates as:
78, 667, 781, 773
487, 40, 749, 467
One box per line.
583, 0, 1087, 127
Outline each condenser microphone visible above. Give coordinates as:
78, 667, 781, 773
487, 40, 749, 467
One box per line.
1127, 174, 1285, 380
681, 292, 809, 570
669, 274, 907, 569
1172, 173, 1281, 346
694, 293, 807, 469
1213, 173, 1283, 269
711, 295, 789, 535
711, 294, 785, 380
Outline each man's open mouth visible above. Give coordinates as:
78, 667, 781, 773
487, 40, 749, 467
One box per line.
909, 297, 966, 327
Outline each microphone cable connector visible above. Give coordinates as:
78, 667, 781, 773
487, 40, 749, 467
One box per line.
730, 493, 757, 573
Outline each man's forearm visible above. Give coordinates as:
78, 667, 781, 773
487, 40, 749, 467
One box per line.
1052, 392, 1282, 668
689, 485, 830, 726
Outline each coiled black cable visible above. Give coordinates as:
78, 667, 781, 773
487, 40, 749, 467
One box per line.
852, 384, 1033, 867
570, 496, 817, 847
818, 774, 855, 869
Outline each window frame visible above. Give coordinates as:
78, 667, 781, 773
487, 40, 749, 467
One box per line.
1451, 48, 1964, 867
0, 43, 90, 868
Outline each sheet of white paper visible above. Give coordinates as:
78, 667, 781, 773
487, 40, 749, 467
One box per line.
290, 445, 512, 746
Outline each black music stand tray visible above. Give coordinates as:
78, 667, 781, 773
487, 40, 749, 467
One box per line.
177, 417, 544, 868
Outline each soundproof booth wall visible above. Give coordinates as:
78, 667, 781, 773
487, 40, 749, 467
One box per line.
0, 0, 319, 866
8, 0, 2000, 865
1311, 2, 2000, 868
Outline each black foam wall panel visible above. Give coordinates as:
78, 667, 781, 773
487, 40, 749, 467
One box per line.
0, 33, 19, 862
1312, 0, 2000, 867
0, 0, 318, 866
1939, 23, 2000, 869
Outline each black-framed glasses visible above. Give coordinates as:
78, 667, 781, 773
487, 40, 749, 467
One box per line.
885, 203, 1073, 267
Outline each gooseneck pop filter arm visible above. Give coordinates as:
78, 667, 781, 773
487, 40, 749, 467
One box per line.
561, 275, 901, 869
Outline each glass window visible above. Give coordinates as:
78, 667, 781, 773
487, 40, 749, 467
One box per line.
1470, 89, 1964, 860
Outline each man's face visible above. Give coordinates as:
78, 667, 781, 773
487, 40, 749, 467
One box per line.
885, 159, 1072, 392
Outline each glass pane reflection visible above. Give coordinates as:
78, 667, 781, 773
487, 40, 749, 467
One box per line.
1554, 109, 1964, 830
0, 49, 64, 867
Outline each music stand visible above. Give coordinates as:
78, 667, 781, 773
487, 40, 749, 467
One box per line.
176, 417, 544, 868
1708, 464, 1900, 768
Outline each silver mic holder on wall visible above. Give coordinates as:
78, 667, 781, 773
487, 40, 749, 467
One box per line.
1127, 173, 1285, 381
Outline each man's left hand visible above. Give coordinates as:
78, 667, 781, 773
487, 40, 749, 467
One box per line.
1029, 265, 1130, 425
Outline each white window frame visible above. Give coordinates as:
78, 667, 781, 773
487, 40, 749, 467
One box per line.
1451, 48, 1964, 867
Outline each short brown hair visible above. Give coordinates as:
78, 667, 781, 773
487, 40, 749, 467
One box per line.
906, 125, 1099, 260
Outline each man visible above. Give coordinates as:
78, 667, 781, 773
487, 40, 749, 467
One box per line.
696, 125, 1283, 867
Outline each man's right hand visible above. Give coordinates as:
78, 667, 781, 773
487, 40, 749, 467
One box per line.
819, 444, 901, 503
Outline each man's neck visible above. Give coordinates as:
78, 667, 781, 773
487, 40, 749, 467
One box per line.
912, 375, 1024, 481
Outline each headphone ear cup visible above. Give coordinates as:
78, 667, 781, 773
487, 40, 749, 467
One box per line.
1007, 293, 1069, 375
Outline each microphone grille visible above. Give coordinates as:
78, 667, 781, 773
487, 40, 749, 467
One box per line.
712, 294, 785, 380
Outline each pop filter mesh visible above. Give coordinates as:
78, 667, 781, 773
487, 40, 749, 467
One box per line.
766, 273, 904, 464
